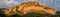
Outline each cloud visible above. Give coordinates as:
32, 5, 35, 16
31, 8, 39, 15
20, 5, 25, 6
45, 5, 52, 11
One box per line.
0, 0, 19, 8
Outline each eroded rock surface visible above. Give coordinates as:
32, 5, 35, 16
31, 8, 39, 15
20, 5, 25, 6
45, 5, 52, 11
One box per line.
3, 2, 56, 16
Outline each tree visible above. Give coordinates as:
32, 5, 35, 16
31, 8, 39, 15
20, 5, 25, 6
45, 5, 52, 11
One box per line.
0, 8, 7, 17
56, 10, 60, 17
22, 12, 40, 17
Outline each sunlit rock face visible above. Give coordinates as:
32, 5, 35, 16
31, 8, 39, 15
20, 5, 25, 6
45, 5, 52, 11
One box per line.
3, 2, 56, 16
17, 2, 56, 15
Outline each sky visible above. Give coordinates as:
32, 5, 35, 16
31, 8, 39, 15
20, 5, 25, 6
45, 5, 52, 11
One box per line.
0, 0, 60, 11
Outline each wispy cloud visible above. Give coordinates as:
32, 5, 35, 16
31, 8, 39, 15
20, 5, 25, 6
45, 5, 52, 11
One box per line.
0, 0, 19, 8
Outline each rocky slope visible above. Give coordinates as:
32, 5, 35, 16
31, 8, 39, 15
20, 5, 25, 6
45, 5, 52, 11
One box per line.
3, 2, 56, 16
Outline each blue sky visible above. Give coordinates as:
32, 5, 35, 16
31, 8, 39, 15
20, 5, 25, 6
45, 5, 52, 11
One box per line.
0, 0, 60, 11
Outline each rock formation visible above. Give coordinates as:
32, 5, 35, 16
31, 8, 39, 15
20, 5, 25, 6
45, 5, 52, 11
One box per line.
3, 2, 56, 16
